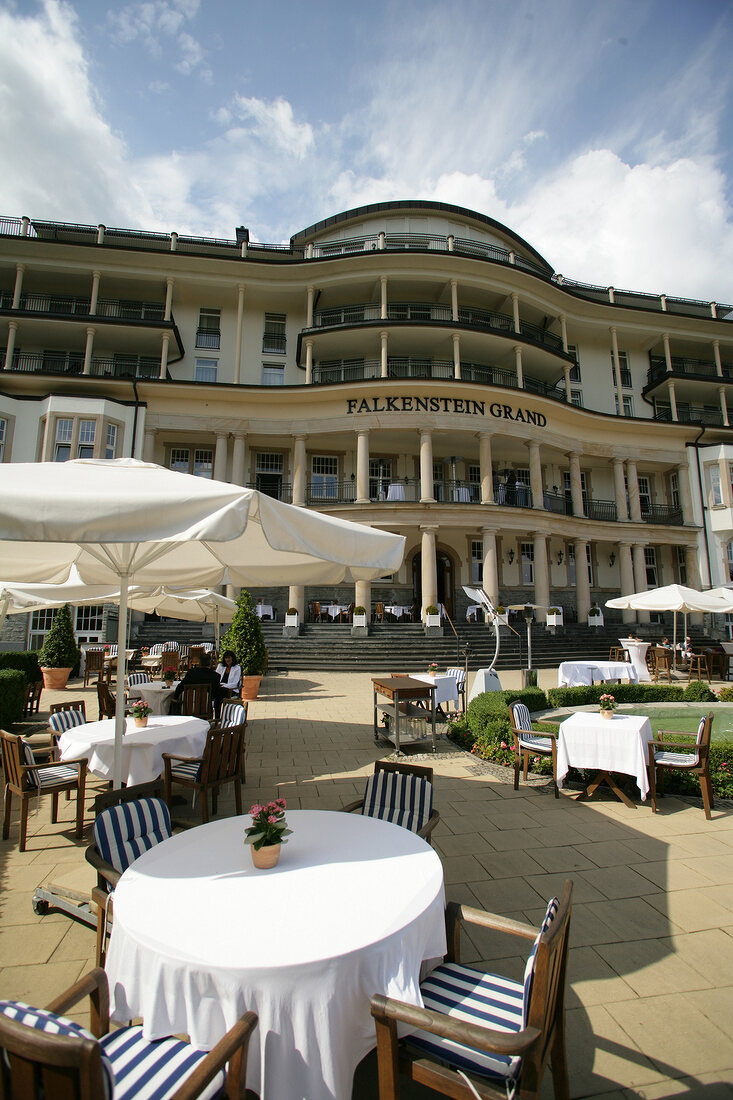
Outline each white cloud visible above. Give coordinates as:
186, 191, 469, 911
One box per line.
107, 0, 207, 77
230, 96, 315, 159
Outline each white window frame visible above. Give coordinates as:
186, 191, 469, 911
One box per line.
677, 545, 687, 585
105, 423, 118, 460
168, 446, 214, 478
471, 539, 483, 583
520, 541, 534, 585
194, 358, 218, 383
670, 471, 680, 511
369, 458, 392, 500
310, 455, 338, 500
645, 546, 658, 587
263, 313, 286, 354
262, 363, 285, 385
711, 466, 722, 506
54, 418, 73, 462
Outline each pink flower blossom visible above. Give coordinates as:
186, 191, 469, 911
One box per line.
268, 814, 278, 823
500, 741, 508, 749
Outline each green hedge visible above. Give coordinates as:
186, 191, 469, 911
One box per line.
0, 668, 28, 727
547, 683, 687, 707
0, 651, 41, 682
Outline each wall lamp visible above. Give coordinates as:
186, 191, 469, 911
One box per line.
556, 551, 564, 565
507, 549, 515, 565
609, 552, 616, 567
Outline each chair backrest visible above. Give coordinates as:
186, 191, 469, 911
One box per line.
50, 699, 87, 720
0, 731, 26, 791
161, 650, 180, 674
106, 645, 118, 657
363, 765, 434, 833
163, 641, 180, 651
48, 709, 86, 734
509, 701, 533, 732
200, 726, 245, 784
126, 672, 151, 687
689, 712, 713, 765
188, 645, 205, 665
524, 880, 573, 1062
85, 647, 105, 672
180, 683, 213, 720
445, 667, 466, 686
149, 643, 165, 655
93, 796, 173, 874
220, 701, 247, 728
313, 601, 322, 619
375, 602, 385, 617
96, 681, 116, 719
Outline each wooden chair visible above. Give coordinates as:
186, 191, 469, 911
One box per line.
687, 652, 710, 683
371, 880, 573, 1100
178, 682, 214, 721
341, 760, 440, 843
23, 680, 43, 718
608, 646, 630, 663
163, 726, 245, 823
340, 602, 355, 622
83, 646, 105, 686
445, 667, 467, 712
0, 967, 259, 1100
312, 601, 325, 622
648, 712, 714, 820
652, 647, 672, 683
220, 701, 249, 780
49, 699, 88, 724
187, 644, 206, 669
374, 601, 385, 622
1, 728, 86, 852
96, 680, 117, 719
161, 649, 180, 677
509, 702, 559, 799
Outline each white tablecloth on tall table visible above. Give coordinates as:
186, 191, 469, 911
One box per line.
326, 604, 349, 619
127, 680, 181, 715
466, 604, 481, 621
105, 811, 446, 1100
255, 603, 274, 619
557, 711, 653, 799
58, 715, 209, 786
619, 639, 651, 682
412, 672, 460, 708
386, 483, 406, 501
385, 604, 411, 619
557, 661, 638, 687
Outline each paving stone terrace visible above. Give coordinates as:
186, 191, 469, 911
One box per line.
1, 668, 732, 1099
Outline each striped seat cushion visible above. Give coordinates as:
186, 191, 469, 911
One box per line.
107, 646, 118, 657
170, 760, 203, 782
48, 709, 86, 733
220, 702, 246, 728
20, 740, 80, 790
127, 673, 151, 687
101, 1025, 224, 1100
655, 714, 706, 769
362, 771, 433, 833
521, 896, 558, 1027
94, 798, 172, 875
0, 1001, 113, 1097
518, 734, 553, 754
512, 703, 553, 753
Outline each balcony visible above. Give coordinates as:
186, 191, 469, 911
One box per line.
0, 351, 161, 379
646, 355, 733, 387
0, 291, 166, 321
653, 406, 725, 426
642, 504, 684, 526
195, 329, 220, 350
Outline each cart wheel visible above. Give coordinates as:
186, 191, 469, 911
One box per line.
32, 897, 49, 916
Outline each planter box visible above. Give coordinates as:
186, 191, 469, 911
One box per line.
546, 611, 563, 627
495, 614, 508, 626
352, 614, 367, 628
587, 612, 604, 627
285, 614, 299, 628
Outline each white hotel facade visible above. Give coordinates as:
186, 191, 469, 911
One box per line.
1, 199, 733, 643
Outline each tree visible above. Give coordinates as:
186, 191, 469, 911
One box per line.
219, 590, 268, 675
39, 604, 81, 670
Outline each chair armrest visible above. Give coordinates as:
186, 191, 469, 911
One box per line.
170, 1011, 259, 1100
371, 994, 541, 1058
161, 752, 201, 765
340, 799, 363, 814
533, 720, 560, 731
651, 738, 697, 751
85, 844, 121, 889
46, 967, 110, 1037
22, 758, 87, 778
417, 809, 440, 841
446, 900, 537, 963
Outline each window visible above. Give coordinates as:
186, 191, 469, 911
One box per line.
568, 346, 581, 382
78, 420, 95, 458
54, 419, 73, 462
521, 541, 534, 584
563, 470, 588, 512
29, 608, 55, 650
263, 313, 286, 354
193, 449, 213, 479
196, 307, 221, 349
471, 540, 483, 583
670, 471, 680, 512
568, 544, 576, 586
194, 358, 218, 383
614, 393, 634, 416
638, 476, 652, 515
310, 455, 338, 499
262, 363, 285, 385
75, 604, 104, 642
611, 350, 632, 388
710, 466, 722, 506
586, 544, 594, 587
433, 460, 445, 502
645, 547, 658, 587
369, 459, 392, 500
105, 423, 117, 460
468, 463, 481, 502
677, 546, 687, 585
0, 418, 5, 461
256, 452, 284, 498
168, 447, 213, 478
570, 389, 583, 407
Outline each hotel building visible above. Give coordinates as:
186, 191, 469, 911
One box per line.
1, 200, 732, 646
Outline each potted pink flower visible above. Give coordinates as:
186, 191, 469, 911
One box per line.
245, 799, 292, 869
130, 699, 152, 727
599, 693, 617, 719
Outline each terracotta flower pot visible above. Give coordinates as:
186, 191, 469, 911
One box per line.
250, 843, 281, 869
134, 716, 149, 728
241, 675, 263, 700
600, 709, 614, 720
41, 667, 72, 691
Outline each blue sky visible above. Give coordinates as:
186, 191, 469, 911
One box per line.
2, 0, 733, 300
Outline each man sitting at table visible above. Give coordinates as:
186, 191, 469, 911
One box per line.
171, 653, 221, 715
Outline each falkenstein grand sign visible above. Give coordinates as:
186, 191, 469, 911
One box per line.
346, 395, 547, 425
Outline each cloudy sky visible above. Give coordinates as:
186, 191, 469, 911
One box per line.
1, 0, 732, 300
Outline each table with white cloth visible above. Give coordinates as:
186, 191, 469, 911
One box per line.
127, 680, 181, 715
618, 638, 652, 683
557, 660, 638, 687
412, 672, 460, 711
105, 810, 446, 1100
58, 715, 208, 786
255, 603, 274, 619
557, 711, 653, 807
466, 604, 481, 621
326, 603, 349, 620
385, 604, 411, 620
386, 482, 406, 501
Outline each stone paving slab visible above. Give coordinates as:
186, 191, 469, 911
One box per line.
1, 668, 733, 1098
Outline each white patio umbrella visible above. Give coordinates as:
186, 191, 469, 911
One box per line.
606, 583, 732, 667
127, 587, 236, 648
0, 459, 406, 784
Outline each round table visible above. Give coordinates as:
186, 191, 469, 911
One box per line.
105, 810, 446, 1100
57, 715, 208, 785
127, 680, 180, 715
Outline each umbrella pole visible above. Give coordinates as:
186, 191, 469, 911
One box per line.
673, 612, 677, 672
112, 575, 129, 789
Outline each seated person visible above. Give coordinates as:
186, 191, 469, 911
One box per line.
171, 652, 221, 714
215, 649, 242, 715
660, 636, 672, 648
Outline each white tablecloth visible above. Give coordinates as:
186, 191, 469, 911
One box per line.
385, 604, 411, 619
326, 604, 349, 619
557, 712, 653, 799
105, 811, 446, 1100
619, 639, 651, 683
127, 681, 180, 715
255, 603, 274, 619
466, 604, 481, 621
412, 672, 460, 708
557, 661, 638, 687
386, 483, 406, 500
58, 715, 209, 785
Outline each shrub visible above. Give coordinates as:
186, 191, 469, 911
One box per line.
219, 589, 268, 675
450, 688, 554, 772
286, 607, 298, 616
682, 680, 717, 702
719, 687, 733, 702
38, 604, 81, 673
0, 651, 42, 683
547, 683, 685, 707
425, 604, 439, 615
353, 606, 366, 615
0, 669, 27, 727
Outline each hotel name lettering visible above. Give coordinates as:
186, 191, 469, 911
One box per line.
346, 395, 547, 426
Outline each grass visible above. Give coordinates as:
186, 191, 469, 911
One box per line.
552, 705, 733, 744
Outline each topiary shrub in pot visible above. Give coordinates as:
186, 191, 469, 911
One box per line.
38, 603, 81, 690
219, 589, 268, 699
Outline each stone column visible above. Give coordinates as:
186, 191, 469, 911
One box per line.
663, 332, 672, 371
568, 451, 585, 517
610, 326, 623, 413
511, 292, 520, 332
632, 544, 650, 623
90, 270, 101, 316
143, 428, 156, 463
613, 458, 629, 521
575, 538, 591, 621
452, 333, 461, 380
306, 286, 314, 327
355, 580, 371, 617
713, 339, 723, 377
419, 429, 435, 503
159, 332, 170, 380
234, 283, 245, 384
719, 386, 729, 427
563, 365, 572, 401
82, 327, 95, 375
11, 264, 25, 309
514, 345, 523, 388
533, 534, 550, 622
380, 331, 388, 378
479, 432, 494, 503
559, 314, 568, 352
164, 277, 175, 321
288, 585, 305, 620
619, 543, 636, 625
304, 338, 313, 385
677, 464, 693, 524
627, 460, 642, 521
356, 430, 370, 504
527, 440, 544, 509
292, 435, 307, 506
214, 433, 229, 481
3, 320, 18, 369
667, 380, 678, 421
420, 526, 438, 613
482, 528, 498, 607
380, 276, 388, 320
231, 432, 246, 486
450, 279, 458, 322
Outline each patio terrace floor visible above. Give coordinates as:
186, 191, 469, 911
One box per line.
1, 667, 732, 1099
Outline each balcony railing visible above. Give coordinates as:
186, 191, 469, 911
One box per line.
0, 291, 166, 321
306, 480, 357, 505
586, 499, 618, 522
195, 329, 221, 349
653, 406, 725, 426
89, 357, 160, 379
246, 482, 293, 503
647, 355, 733, 386
641, 505, 684, 526
0, 351, 161, 378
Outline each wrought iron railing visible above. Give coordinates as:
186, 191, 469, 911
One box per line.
195, 329, 220, 349
641, 505, 684, 526
0, 292, 166, 321
586, 499, 618, 522
306, 480, 357, 505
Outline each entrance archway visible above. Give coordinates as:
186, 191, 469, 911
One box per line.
411, 549, 456, 618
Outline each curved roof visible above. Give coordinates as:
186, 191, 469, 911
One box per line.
291, 200, 554, 273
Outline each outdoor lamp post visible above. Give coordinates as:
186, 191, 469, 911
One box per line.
522, 605, 537, 687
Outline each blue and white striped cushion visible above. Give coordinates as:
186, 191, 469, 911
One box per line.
48, 709, 86, 733
20, 740, 79, 790
0, 1000, 113, 1097
94, 798, 172, 875
220, 702, 246, 728
200, 643, 214, 652
656, 715, 706, 768
409, 963, 524, 1082
149, 644, 164, 656
101, 1026, 223, 1100
170, 761, 203, 782
521, 896, 559, 1028
362, 771, 433, 833
445, 668, 466, 686
162, 642, 179, 651
107, 645, 118, 657
127, 673, 151, 687
512, 703, 553, 753
511, 703, 533, 731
